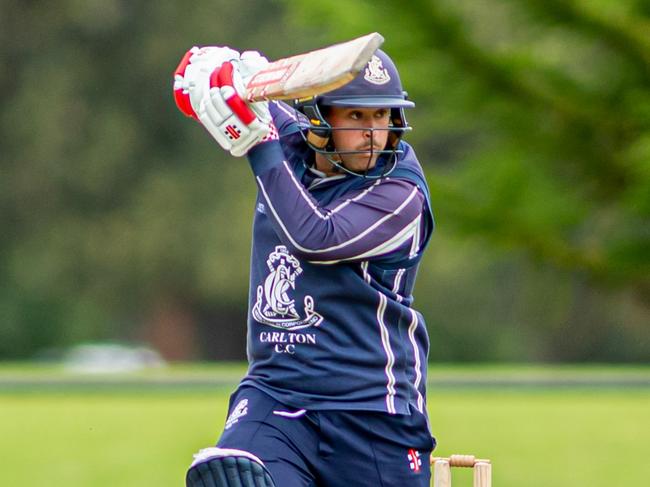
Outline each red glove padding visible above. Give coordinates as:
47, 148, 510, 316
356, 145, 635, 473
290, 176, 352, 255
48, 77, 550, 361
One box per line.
211, 61, 258, 124
173, 49, 199, 120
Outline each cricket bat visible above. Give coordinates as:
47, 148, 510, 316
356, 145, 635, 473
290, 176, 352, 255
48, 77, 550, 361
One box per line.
244, 32, 384, 102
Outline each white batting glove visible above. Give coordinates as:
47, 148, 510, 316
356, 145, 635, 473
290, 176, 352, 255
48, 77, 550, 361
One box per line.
204, 58, 276, 156
173, 46, 240, 120
174, 48, 277, 157
238, 50, 270, 85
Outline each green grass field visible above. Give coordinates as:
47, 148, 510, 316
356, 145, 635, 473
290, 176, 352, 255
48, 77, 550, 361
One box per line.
1, 363, 648, 486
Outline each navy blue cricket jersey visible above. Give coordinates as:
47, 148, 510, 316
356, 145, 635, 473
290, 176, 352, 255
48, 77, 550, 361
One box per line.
239, 102, 435, 415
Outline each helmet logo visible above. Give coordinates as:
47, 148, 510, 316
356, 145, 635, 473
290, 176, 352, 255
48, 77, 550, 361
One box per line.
364, 55, 391, 85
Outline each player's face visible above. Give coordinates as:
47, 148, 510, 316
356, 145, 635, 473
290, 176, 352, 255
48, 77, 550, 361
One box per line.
326, 106, 391, 173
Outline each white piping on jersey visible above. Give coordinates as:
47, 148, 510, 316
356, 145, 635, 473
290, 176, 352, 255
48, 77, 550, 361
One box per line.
308, 214, 421, 264
328, 179, 382, 216
392, 268, 405, 303
407, 308, 425, 413
272, 409, 307, 418
361, 261, 371, 284
272, 101, 298, 121
256, 171, 420, 256
307, 174, 346, 190
409, 215, 421, 259
377, 293, 397, 414
282, 161, 382, 219
281, 161, 325, 218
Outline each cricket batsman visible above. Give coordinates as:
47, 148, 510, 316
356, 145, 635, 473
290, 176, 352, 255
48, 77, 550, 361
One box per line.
174, 41, 436, 487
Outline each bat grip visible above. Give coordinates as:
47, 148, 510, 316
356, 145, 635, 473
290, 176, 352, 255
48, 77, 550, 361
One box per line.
211, 61, 257, 125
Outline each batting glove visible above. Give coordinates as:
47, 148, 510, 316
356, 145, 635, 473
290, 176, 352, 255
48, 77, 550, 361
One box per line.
238, 50, 270, 85
173, 46, 240, 121
202, 58, 277, 157
174, 48, 278, 157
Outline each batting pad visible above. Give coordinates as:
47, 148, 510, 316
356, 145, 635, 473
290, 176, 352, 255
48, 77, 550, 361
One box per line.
186, 447, 276, 487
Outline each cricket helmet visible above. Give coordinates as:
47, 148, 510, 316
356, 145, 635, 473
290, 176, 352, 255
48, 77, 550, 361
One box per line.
294, 49, 414, 178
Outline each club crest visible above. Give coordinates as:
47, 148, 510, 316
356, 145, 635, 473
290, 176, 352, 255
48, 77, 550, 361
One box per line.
252, 246, 323, 330
364, 55, 391, 85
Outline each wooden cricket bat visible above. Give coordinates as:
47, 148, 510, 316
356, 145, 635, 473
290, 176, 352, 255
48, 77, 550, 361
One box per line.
245, 32, 384, 102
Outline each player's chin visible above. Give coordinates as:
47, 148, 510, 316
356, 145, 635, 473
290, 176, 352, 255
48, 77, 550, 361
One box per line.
344, 153, 379, 173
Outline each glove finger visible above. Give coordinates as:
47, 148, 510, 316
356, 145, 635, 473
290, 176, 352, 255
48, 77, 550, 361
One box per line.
213, 62, 259, 125
204, 88, 237, 123
183, 63, 214, 112
238, 51, 270, 81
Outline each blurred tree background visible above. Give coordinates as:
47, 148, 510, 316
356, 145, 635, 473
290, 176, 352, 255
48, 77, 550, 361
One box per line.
1, 0, 648, 362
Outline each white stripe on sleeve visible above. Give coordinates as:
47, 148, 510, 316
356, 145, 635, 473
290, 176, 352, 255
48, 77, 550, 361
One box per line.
257, 173, 421, 257
308, 214, 421, 264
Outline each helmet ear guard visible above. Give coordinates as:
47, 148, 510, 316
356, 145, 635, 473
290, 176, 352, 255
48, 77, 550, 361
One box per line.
387, 102, 410, 149
295, 98, 332, 149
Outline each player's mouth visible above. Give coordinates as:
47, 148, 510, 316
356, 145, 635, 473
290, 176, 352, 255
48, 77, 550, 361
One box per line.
357, 145, 384, 152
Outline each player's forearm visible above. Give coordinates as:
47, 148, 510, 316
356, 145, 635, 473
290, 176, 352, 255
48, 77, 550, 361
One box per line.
268, 101, 301, 135
247, 142, 425, 263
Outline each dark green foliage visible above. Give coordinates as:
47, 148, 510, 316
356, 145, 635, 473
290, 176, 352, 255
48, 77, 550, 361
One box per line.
0, 0, 647, 361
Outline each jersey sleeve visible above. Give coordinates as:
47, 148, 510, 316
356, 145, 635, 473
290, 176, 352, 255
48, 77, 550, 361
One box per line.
247, 140, 426, 264
268, 101, 302, 136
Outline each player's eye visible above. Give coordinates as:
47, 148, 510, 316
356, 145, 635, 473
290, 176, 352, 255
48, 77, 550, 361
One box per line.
349, 110, 363, 120
375, 109, 389, 119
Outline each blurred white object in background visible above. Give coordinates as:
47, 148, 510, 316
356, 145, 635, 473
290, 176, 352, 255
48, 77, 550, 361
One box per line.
63, 343, 166, 373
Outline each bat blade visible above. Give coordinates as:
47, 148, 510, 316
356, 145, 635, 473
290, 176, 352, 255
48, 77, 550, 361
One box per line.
245, 32, 384, 102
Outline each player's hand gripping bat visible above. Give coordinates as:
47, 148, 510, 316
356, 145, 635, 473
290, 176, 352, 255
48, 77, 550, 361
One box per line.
173, 33, 384, 156
174, 33, 384, 111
